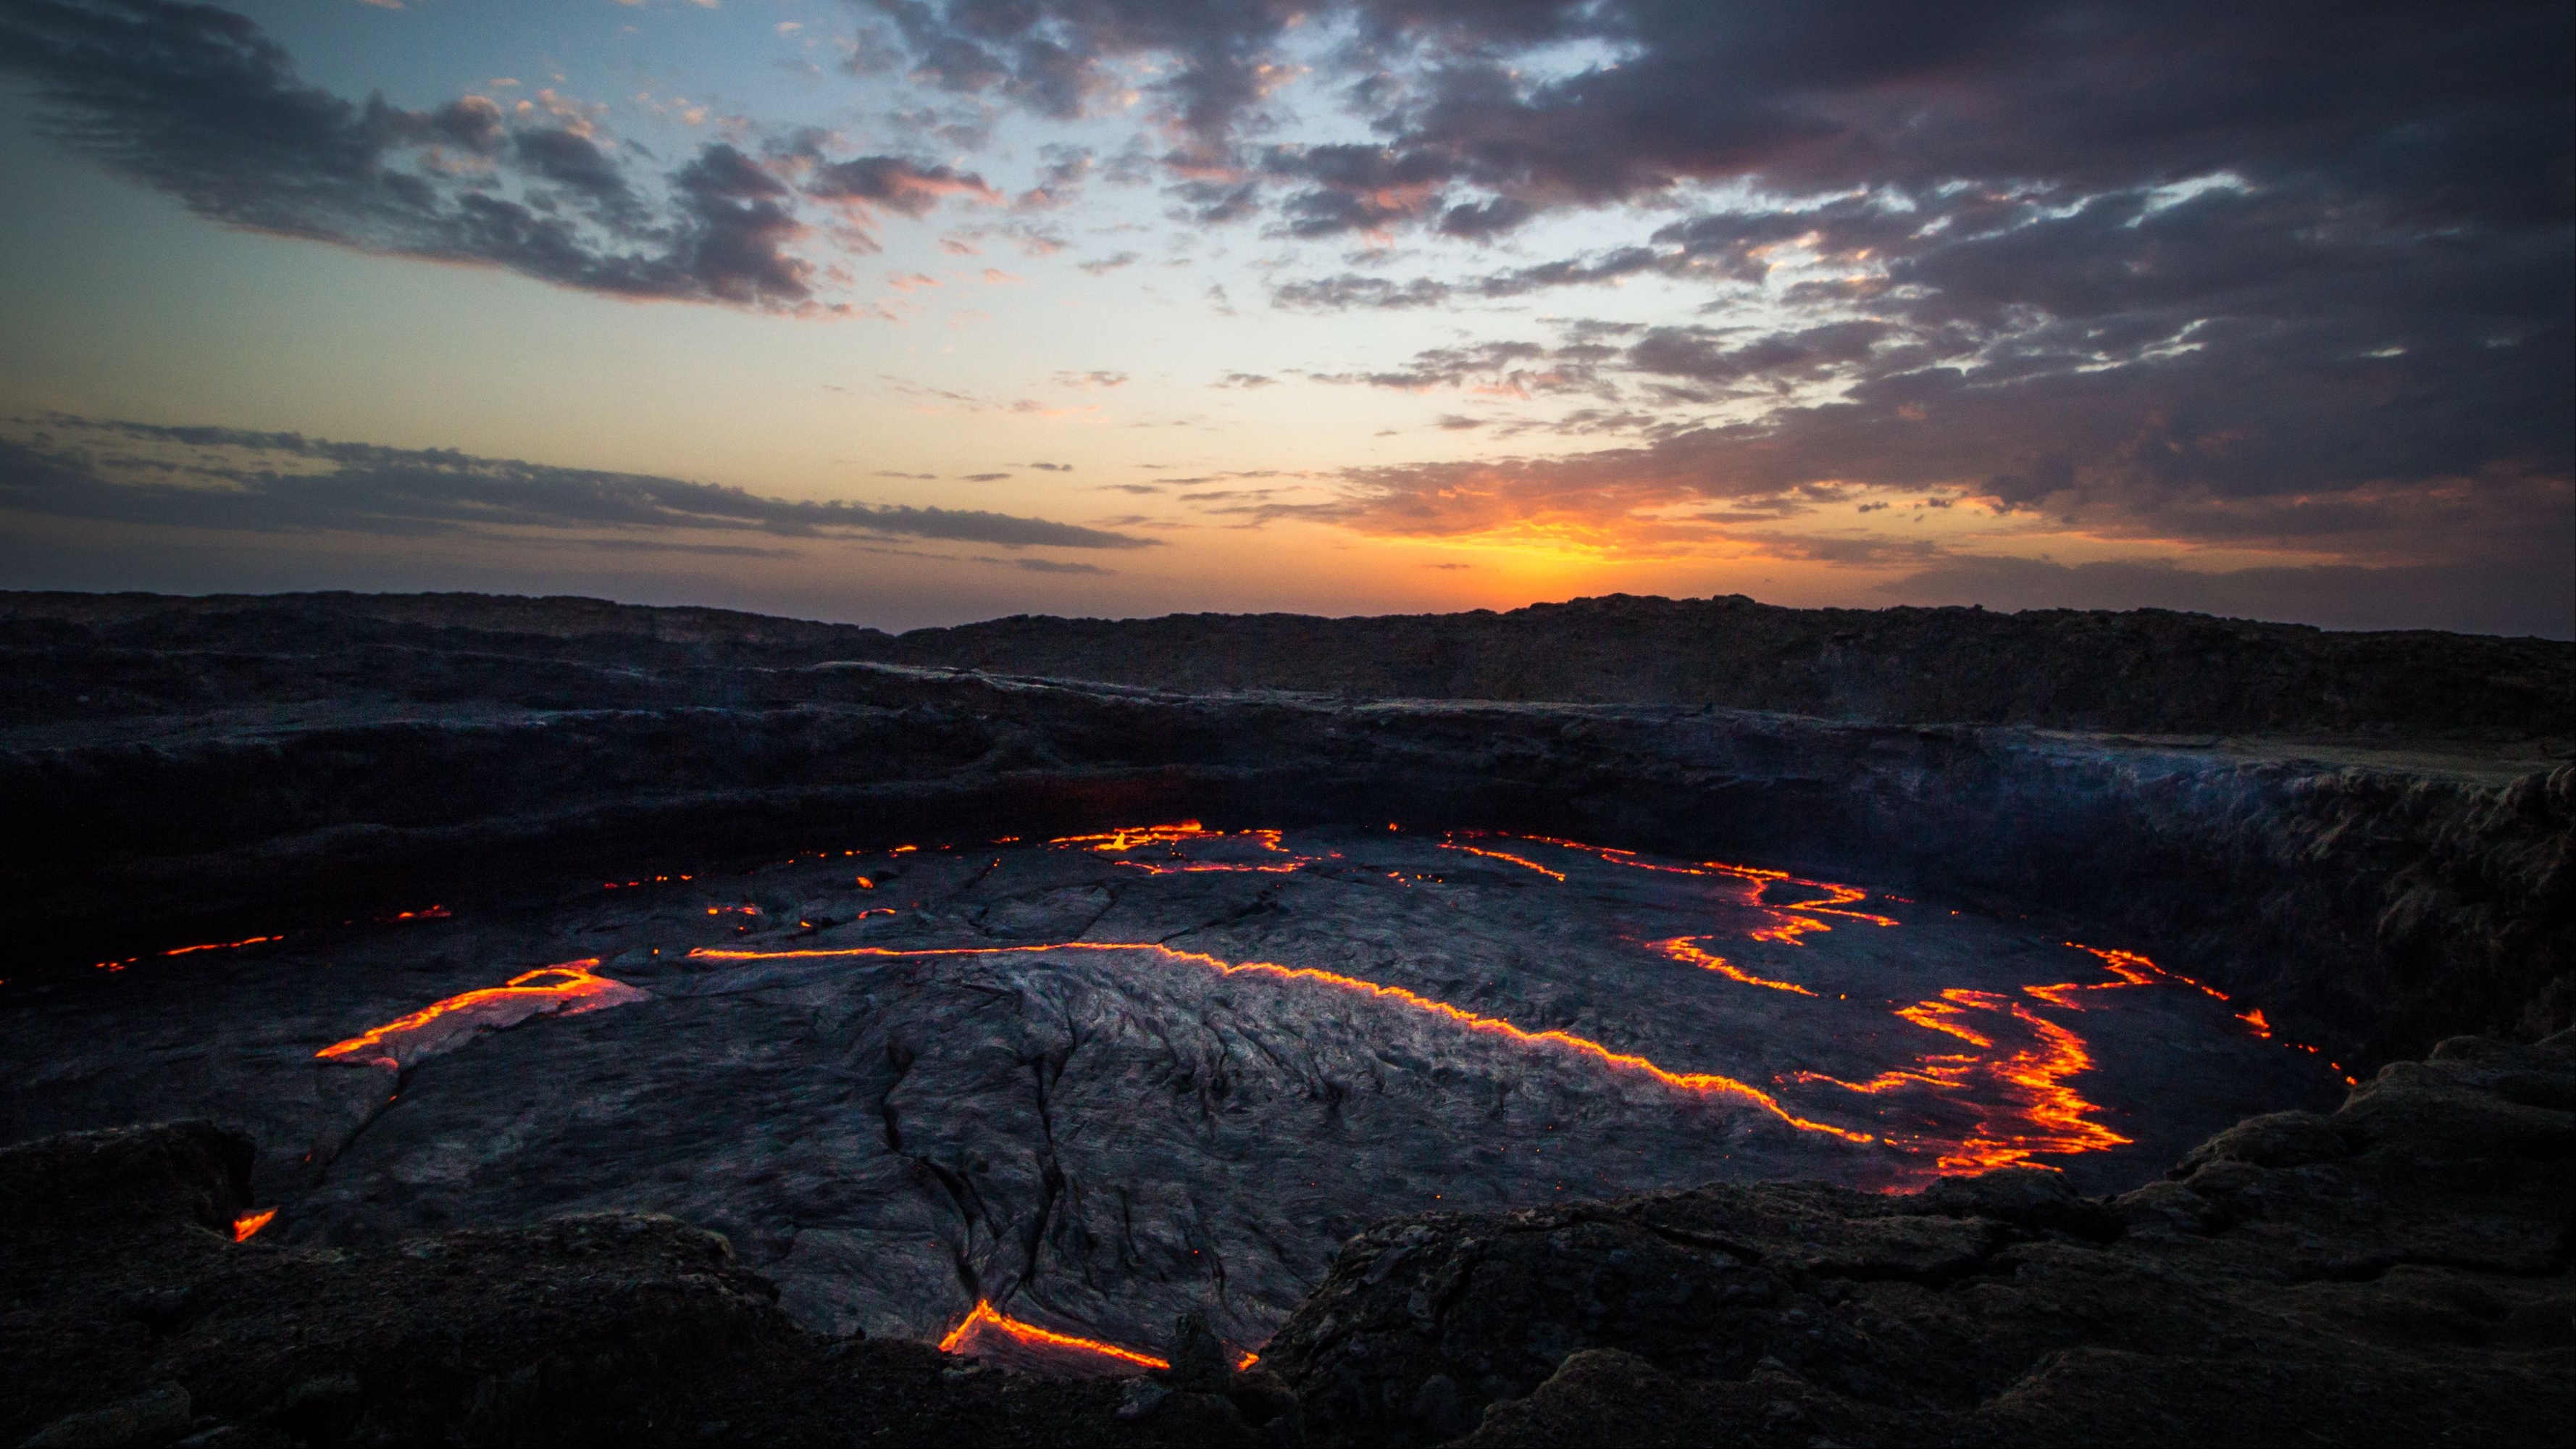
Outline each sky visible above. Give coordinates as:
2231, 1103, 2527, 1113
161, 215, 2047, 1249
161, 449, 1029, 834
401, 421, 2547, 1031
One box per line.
0, 1, 2567, 635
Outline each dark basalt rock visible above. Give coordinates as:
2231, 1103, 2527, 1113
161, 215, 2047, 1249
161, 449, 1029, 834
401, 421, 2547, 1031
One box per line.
0, 1126, 1237, 1448
4, 1032, 2567, 1446
1260, 1029, 2576, 1448
7, 588, 2565, 740
2, 590, 2568, 1445
0, 616, 2565, 1069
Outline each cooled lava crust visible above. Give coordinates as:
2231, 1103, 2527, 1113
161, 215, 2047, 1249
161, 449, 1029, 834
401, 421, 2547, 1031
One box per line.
3, 1030, 2569, 1446
1, 590, 2569, 1446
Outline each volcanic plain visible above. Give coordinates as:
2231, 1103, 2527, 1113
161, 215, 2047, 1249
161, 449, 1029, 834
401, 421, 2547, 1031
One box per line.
1, 590, 2567, 1448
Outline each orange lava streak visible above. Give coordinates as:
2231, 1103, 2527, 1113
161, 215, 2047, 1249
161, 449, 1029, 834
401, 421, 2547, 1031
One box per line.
1461, 832, 1899, 939
1113, 860, 1305, 874
1053, 821, 1287, 853
938, 1300, 1169, 1371
164, 934, 284, 956
690, 940, 1873, 1143
1652, 937, 1814, 995
2067, 943, 2225, 998
2238, 1008, 2272, 1037
1895, 994, 1995, 1047
1801, 934, 2205, 1171
232, 1208, 276, 1243
1801, 990, 2132, 1173
317, 961, 645, 1066
1438, 843, 1566, 880
96, 932, 287, 972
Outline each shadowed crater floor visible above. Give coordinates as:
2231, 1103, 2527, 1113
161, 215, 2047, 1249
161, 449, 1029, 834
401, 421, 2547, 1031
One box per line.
0, 822, 2337, 1369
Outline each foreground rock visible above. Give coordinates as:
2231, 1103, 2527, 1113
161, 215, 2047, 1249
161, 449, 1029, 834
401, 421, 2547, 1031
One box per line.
0, 1124, 1256, 1448
7, 1030, 2567, 1447
1263, 1029, 2576, 1447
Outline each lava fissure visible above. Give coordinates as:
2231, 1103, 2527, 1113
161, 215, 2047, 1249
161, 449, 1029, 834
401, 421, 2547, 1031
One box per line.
693, 939, 1874, 1144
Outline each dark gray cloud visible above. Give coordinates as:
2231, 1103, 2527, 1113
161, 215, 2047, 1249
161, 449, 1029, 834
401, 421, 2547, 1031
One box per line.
862, 3, 2568, 233
0, 0, 991, 309
981, 556, 1114, 575
803, 150, 1000, 218
0, 416, 1161, 551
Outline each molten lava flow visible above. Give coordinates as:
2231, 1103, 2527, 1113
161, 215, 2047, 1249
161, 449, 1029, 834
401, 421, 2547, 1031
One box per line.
2067, 944, 2354, 1082
677, 832, 2291, 1178
232, 1208, 276, 1242
1050, 821, 1305, 873
162, 934, 285, 957
96, 932, 287, 972
1652, 937, 1813, 995
317, 961, 649, 1070
939, 1300, 1169, 1371
692, 940, 1873, 1142
1438, 843, 1568, 880
937, 1302, 1263, 1377
1797, 988, 2133, 1174
1450, 831, 1899, 943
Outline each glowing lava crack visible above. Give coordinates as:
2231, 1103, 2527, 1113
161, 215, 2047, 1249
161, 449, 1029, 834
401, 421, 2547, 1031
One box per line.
317, 961, 650, 1071
690, 939, 1874, 1143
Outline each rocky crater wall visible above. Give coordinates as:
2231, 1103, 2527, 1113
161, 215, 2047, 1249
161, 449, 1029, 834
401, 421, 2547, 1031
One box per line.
2, 655, 2566, 1072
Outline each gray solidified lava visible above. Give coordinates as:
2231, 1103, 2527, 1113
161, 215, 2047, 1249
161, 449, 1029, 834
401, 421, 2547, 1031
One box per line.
0, 825, 2333, 1360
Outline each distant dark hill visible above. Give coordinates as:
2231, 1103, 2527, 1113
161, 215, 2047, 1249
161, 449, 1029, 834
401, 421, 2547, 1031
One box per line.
866, 595, 2572, 740
2, 589, 2568, 740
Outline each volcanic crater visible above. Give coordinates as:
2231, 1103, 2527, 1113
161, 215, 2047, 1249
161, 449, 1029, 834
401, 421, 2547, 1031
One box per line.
1, 590, 2568, 1447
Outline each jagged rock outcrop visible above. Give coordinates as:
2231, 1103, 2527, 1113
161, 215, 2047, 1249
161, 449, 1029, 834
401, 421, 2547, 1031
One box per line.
1261, 1029, 2576, 1447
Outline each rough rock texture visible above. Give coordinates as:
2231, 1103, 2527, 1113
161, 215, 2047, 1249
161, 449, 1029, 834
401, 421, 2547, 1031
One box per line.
7, 589, 2565, 739
1, 595, 2566, 1066
4, 1031, 2565, 1447
0, 1123, 1263, 1448
2, 828, 2330, 1358
1263, 1029, 2576, 1447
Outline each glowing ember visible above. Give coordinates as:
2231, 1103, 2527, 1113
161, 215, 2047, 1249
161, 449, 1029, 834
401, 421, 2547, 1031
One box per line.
317, 961, 649, 1070
232, 1208, 276, 1242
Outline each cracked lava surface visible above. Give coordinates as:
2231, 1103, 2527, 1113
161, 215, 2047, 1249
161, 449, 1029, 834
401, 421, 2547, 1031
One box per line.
0, 824, 2341, 1374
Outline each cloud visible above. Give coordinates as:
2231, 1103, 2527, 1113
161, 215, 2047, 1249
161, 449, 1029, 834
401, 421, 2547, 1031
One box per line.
985, 556, 1113, 575
999, 554, 1113, 572
0, 414, 1163, 551
0, 0, 992, 311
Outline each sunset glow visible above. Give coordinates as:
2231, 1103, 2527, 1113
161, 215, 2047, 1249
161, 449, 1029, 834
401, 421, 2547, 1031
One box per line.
0, 1, 2561, 634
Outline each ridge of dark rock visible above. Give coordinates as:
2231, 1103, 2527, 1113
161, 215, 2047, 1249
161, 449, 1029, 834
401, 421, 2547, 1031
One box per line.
1264, 1028, 2576, 1447
4, 588, 2568, 740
